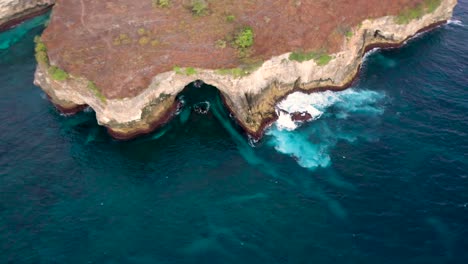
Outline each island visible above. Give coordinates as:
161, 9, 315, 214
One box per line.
25, 0, 457, 140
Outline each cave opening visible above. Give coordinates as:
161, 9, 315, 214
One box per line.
176, 81, 220, 117
167, 81, 246, 139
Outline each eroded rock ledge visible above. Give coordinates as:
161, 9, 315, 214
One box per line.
0, 0, 55, 31
34, 0, 457, 140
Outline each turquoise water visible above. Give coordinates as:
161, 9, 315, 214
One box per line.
1, 3, 467, 263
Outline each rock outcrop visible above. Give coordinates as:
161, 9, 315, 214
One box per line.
0, 0, 54, 31
33, 0, 457, 140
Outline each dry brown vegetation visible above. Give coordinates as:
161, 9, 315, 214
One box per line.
42, 0, 426, 98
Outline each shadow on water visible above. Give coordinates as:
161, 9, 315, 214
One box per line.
57, 82, 350, 220
174, 83, 293, 184
175, 83, 349, 219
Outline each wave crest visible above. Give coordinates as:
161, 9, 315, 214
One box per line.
267, 88, 385, 169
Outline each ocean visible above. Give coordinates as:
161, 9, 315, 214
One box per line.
0, 2, 467, 263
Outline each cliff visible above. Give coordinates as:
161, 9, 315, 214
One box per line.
33, 0, 457, 140
0, 0, 54, 31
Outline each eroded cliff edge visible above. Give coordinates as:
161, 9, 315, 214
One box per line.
0, 0, 54, 31
34, 0, 457, 140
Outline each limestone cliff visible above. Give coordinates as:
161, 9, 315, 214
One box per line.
0, 0, 54, 30
33, 0, 457, 140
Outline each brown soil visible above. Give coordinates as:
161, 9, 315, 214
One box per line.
42, 0, 424, 99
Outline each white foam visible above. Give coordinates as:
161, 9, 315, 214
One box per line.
276, 110, 298, 130
267, 126, 331, 168
268, 88, 385, 169
448, 19, 464, 26
275, 90, 343, 131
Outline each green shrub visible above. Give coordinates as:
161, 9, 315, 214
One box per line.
49, 66, 69, 81
191, 0, 208, 16
315, 54, 332, 66
138, 36, 150, 45
173, 66, 182, 74
289, 51, 332, 66
153, 0, 170, 8
215, 62, 262, 77
34, 36, 49, 65
34, 36, 46, 53
289, 51, 315, 62
35, 52, 49, 64
345, 30, 353, 38
137, 28, 147, 36
216, 68, 244, 77
234, 27, 254, 49
113, 33, 132, 45
87, 81, 106, 103
185, 67, 197, 75
226, 15, 236, 22
396, 0, 441, 24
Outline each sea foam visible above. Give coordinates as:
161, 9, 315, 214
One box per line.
268, 88, 385, 169
448, 19, 464, 27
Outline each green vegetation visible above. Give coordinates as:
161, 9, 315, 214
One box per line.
226, 15, 236, 22
153, 0, 170, 8
113, 33, 132, 46
191, 0, 208, 16
173, 66, 182, 74
137, 28, 147, 36
173, 66, 198, 76
87, 81, 106, 103
231, 26, 255, 58
216, 68, 245, 77
35, 36, 71, 81
48, 66, 69, 81
138, 36, 150, 46
345, 30, 353, 38
315, 54, 333, 66
34, 36, 49, 65
234, 27, 254, 49
289, 50, 332, 66
215, 61, 263, 78
395, 0, 441, 24
185, 67, 197, 75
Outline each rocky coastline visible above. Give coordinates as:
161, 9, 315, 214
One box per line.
0, 0, 54, 31
246, 19, 451, 141
30, 0, 457, 140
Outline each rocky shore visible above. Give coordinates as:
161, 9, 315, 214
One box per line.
32, 0, 457, 140
0, 0, 54, 31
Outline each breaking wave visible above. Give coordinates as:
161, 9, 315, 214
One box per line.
267, 88, 386, 169
448, 19, 464, 27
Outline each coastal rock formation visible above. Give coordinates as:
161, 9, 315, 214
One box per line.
33, 0, 457, 140
0, 0, 54, 31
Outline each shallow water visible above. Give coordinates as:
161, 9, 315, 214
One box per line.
1, 3, 468, 263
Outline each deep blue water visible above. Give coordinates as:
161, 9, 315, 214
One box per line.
1, 3, 467, 263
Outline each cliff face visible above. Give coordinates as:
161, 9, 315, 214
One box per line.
33, 0, 457, 140
0, 0, 54, 30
